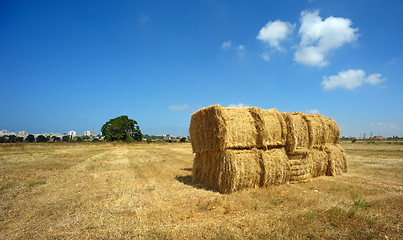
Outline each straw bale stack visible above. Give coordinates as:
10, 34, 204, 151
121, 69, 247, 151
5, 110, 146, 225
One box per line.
303, 114, 340, 147
260, 148, 290, 185
282, 112, 310, 154
190, 105, 347, 193
325, 144, 348, 176
309, 148, 328, 177
248, 107, 287, 149
193, 149, 261, 193
323, 118, 341, 144
288, 153, 312, 182
189, 105, 257, 153
303, 114, 326, 148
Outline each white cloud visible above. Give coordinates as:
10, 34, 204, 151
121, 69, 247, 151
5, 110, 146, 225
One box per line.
294, 10, 358, 66
228, 103, 249, 108
387, 57, 398, 65
321, 69, 385, 90
237, 45, 245, 56
257, 20, 295, 50
168, 104, 189, 111
261, 52, 270, 61
305, 109, 320, 114
221, 41, 232, 49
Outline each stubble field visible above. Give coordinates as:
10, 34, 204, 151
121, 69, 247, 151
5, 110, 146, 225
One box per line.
0, 141, 402, 239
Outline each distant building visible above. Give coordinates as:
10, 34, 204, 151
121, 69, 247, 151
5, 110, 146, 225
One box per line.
374, 136, 383, 140
18, 131, 28, 137
68, 130, 76, 136
84, 131, 94, 136
0, 130, 9, 136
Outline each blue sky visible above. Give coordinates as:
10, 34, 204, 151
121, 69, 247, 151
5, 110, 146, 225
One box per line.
1, 0, 402, 137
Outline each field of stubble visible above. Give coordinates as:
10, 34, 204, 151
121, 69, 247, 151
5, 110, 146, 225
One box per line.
0, 141, 402, 239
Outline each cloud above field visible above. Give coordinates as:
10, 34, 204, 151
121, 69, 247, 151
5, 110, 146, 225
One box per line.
228, 103, 249, 108
305, 109, 320, 114
371, 122, 400, 131
321, 69, 385, 90
221, 41, 245, 56
294, 10, 359, 66
168, 104, 189, 111
221, 41, 232, 49
261, 52, 270, 61
257, 20, 295, 51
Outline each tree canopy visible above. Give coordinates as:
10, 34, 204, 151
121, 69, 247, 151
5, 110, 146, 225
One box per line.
26, 134, 35, 142
101, 115, 142, 142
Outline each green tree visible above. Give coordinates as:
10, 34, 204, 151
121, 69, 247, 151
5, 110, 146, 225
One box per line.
26, 134, 35, 142
7, 135, 17, 143
101, 115, 142, 142
52, 136, 61, 142
36, 135, 48, 142
62, 135, 71, 142
74, 136, 83, 142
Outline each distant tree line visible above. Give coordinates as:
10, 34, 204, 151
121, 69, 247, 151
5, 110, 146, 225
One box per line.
0, 134, 101, 143
1, 115, 192, 144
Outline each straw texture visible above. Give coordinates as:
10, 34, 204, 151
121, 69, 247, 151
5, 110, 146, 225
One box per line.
192, 149, 261, 193
325, 144, 348, 176
282, 112, 310, 154
189, 105, 257, 153
260, 148, 290, 186
248, 107, 287, 149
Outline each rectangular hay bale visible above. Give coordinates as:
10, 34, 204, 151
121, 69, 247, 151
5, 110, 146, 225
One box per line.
260, 148, 290, 185
282, 112, 310, 154
323, 118, 341, 144
288, 153, 312, 182
192, 149, 262, 193
325, 144, 348, 176
248, 107, 287, 149
309, 148, 328, 178
189, 105, 258, 153
303, 114, 326, 148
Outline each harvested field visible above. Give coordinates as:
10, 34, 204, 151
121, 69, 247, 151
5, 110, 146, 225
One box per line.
0, 142, 402, 239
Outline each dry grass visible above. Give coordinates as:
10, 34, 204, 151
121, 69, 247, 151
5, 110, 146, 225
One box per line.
0, 142, 402, 239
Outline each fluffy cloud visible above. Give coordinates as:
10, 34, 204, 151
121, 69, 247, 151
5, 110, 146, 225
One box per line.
257, 20, 295, 50
221, 41, 232, 49
321, 69, 385, 90
261, 52, 270, 61
305, 109, 320, 114
372, 122, 400, 130
294, 10, 358, 66
228, 103, 249, 108
168, 104, 189, 111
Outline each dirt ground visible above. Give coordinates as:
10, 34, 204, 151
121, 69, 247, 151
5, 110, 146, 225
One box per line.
0, 142, 402, 239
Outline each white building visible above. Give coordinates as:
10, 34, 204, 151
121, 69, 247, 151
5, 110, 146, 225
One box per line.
18, 131, 28, 137
68, 130, 76, 136
84, 131, 94, 136
0, 130, 9, 136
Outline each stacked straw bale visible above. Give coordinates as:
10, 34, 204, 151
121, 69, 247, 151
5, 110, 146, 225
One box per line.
190, 105, 347, 193
282, 112, 310, 154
